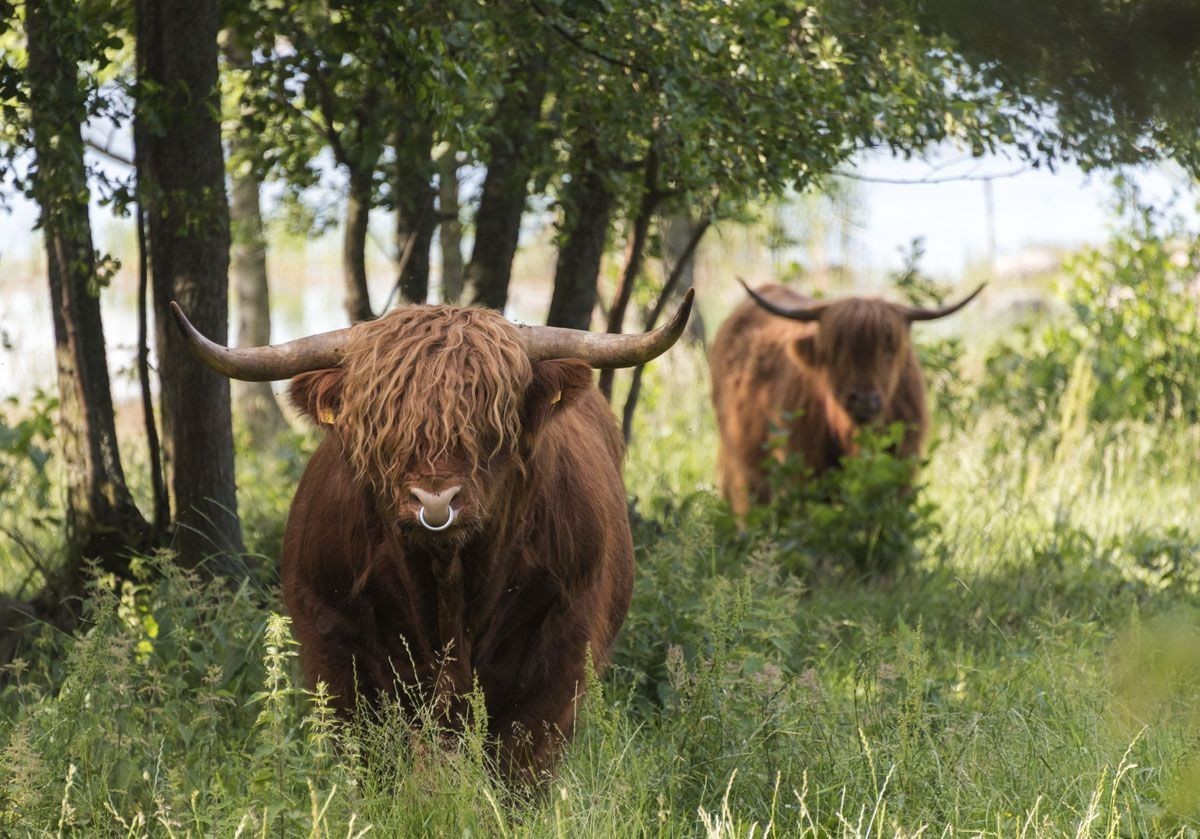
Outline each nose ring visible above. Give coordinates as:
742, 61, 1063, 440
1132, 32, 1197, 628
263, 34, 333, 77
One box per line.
418, 505, 456, 531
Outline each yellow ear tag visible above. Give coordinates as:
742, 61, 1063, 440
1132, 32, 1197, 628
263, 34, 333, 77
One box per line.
318, 407, 337, 425
549, 390, 562, 406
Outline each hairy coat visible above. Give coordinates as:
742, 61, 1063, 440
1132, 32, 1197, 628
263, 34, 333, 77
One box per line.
282, 306, 634, 777
710, 285, 928, 518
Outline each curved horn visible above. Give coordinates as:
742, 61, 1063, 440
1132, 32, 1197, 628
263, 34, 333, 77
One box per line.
902, 283, 986, 322
519, 288, 695, 369
738, 277, 828, 322
169, 301, 352, 381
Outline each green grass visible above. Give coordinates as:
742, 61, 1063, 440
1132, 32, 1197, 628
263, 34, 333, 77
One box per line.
2, 344, 1200, 836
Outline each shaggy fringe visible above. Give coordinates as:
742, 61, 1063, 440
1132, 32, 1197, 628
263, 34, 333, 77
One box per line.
335, 306, 532, 510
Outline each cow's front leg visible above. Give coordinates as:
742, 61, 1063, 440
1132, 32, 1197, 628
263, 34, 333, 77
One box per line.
488, 606, 593, 782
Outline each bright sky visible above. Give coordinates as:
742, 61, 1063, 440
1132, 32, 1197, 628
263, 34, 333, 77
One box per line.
0, 145, 1192, 281
848, 148, 1191, 277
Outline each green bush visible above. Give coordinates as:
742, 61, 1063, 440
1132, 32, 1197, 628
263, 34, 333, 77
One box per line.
983, 197, 1200, 429
0, 390, 61, 591
749, 421, 940, 578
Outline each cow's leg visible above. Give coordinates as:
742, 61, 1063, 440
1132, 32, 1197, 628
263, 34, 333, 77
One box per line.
717, 445, 754, 521
489, 607, 592, 782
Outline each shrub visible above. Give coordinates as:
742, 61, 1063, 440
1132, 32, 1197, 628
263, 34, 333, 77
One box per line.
982, 196, 1200, 429
750, 421, 941, 578
0, 389, 60, 591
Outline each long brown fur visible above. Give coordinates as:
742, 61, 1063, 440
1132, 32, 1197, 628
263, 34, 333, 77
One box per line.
283, 306, 633, 780
710, 284, 928, 518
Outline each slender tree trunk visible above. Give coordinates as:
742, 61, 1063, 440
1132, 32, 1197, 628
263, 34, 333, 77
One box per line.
343, 164, 376, 323
229, 166, 289, 441
394, 124, 436, 305
598, 148, 660, 400
26, 0, 148, 575
136, 199, 169, 535
547, 140, 614, 330
465, 52, 548, 311
621, 217, 710, 440
437, 147, 464, 304
138, 0, 246, 574
662, 212, 709, 346
224, 33, 288, 442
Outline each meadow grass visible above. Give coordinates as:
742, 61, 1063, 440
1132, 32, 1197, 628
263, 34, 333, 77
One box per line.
1, 344, 1199, 837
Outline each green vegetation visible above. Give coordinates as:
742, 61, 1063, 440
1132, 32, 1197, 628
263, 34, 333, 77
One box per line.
4, 221, 1200, 834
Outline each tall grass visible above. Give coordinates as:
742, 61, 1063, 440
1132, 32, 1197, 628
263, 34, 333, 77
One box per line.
1, 340, 1199, 836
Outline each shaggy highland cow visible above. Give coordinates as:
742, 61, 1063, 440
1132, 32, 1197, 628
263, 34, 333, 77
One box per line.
170, 292, 693, 777
709, 281, 983, 518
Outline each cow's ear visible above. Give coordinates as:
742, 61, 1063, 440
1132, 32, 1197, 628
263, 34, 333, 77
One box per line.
289, 369, 345, 427
787, 334, 819, 368
523, 359, 594, 439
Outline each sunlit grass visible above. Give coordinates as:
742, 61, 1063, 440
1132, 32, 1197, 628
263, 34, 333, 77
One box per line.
1, 336, 1199, 835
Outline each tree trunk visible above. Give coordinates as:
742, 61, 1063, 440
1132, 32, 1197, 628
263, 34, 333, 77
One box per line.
465, 52, 548, 311
437, 147, 465, 304
662, 212, 709, 347
224, 33, 289, 443
26, 0, 148, 574
547, 140, 614, 330
598, 148, 659, 400
621, 217, 710, 440
394, 124, 436, 305
343, 164, 376, 323
138, 0, 246, 575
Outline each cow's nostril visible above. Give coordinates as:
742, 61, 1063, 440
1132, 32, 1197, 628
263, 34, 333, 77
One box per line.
410, 485, 461, 529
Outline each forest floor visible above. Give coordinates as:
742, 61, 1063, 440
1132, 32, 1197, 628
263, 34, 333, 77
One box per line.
2, 344, 1200, 836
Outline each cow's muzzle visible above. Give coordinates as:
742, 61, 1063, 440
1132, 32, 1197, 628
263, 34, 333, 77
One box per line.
411, 486, 461, 531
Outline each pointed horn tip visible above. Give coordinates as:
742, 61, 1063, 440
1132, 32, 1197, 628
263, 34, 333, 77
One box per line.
663, 287, 695, 338
168, 300, 196, 337
679, 286, 695, 316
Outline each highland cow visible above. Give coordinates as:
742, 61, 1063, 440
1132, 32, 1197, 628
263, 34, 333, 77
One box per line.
170, 292, 693, 778
709, 281, 983, 518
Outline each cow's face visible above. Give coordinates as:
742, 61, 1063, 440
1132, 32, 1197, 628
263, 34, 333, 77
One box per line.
790, 299, 911, 425
289, 308, 592, 544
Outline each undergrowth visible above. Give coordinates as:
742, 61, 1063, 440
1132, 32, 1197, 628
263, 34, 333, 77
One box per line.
1, 375, 1198, 835
3, 217, 1200, 833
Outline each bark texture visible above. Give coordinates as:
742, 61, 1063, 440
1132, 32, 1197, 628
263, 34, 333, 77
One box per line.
342, 164, 377, 323
138, 0, 246, 573
224, 33, 288, 442
394, 123, 436, 305
465, 52, 549, 311
547, 141, 614, 330
437, 147, 465, 304
26, 0, 148, 570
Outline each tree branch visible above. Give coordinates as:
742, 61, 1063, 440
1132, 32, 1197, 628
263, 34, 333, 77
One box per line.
621, 214, 711, 440
85, 137, 134, 168
835, 165, 1029, 185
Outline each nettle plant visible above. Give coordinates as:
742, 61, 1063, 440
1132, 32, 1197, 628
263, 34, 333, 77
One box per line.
750, 418, 940, 578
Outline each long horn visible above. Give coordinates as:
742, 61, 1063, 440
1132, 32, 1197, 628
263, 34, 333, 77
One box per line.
902, 282, 986, 322
519, 288, 695, 369
738, 277, 827, 322
169, 301, 352, 381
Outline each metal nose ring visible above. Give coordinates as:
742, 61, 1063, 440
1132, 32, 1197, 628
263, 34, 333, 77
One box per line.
418, 505, 456, 531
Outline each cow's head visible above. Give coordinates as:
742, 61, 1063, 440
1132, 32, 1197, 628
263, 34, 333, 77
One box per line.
170, 292, 692, 543
741, 280, 984, 425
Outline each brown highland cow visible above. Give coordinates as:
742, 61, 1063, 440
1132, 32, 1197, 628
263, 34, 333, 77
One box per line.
170, 292, 693, 778
710, 281, 983, 518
